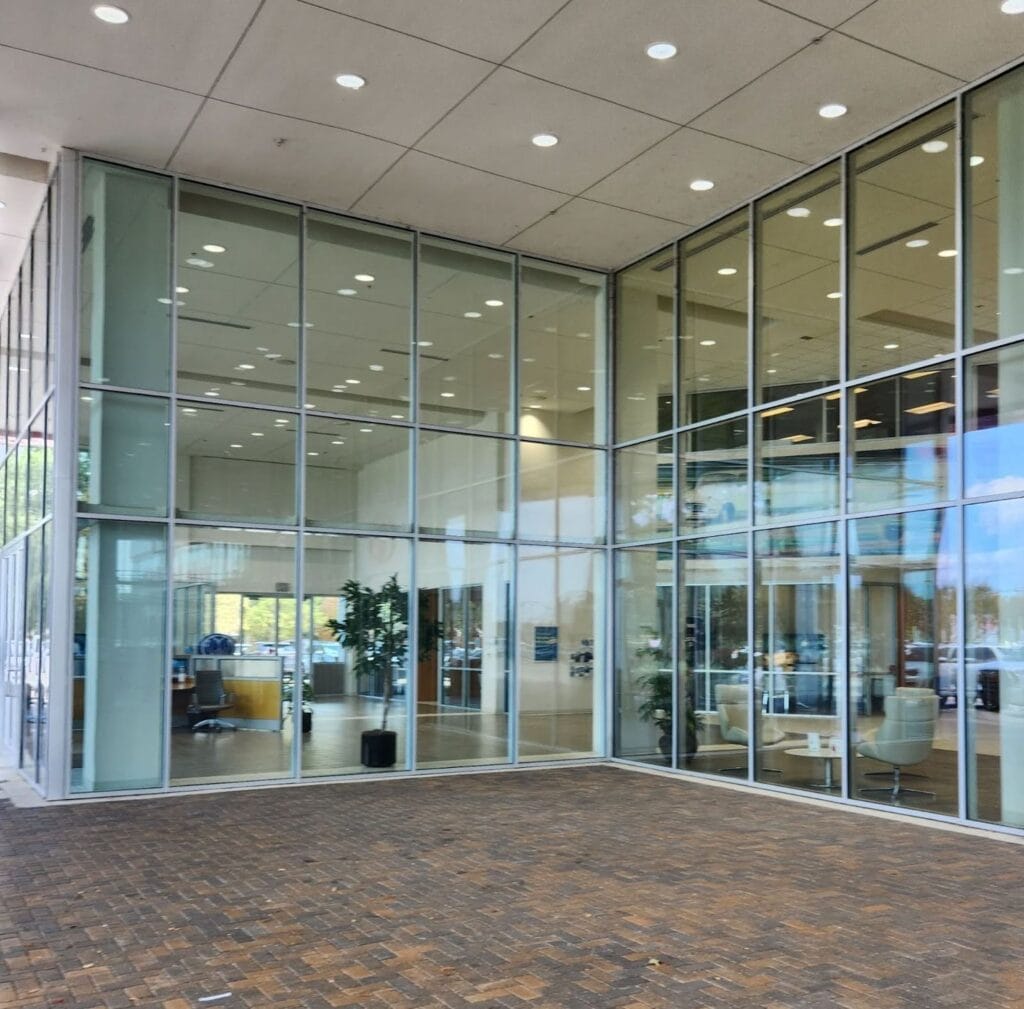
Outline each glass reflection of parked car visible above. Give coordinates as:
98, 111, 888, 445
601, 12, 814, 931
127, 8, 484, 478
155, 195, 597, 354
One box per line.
936, 645, 1024, 710
904, 642, 935, 688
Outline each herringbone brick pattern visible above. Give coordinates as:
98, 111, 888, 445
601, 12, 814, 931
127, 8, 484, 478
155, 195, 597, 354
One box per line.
1, 766, 1022, 1009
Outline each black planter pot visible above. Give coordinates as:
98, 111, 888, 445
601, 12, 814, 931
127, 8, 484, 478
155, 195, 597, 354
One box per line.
301, 708, 313, 734
361, 728, 397, 768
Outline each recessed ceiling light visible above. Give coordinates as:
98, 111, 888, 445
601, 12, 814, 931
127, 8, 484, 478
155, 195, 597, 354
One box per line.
251, 432, 265, 437
577, 385, 591, 392
826, 291, 842, 299
156, 297, 186, 306
523, 357, 536, 363
336, 73, 366, 89
187, 257, 214, 268
92, 4, 129, 24
417, 340, 433, 347
331, 439, 345, 445
1004, 266, 1024, 275
275, 418, 289, 424
464, 311, 482, 319
305, 403, 317, 409
970, 155, 985, 167
287, 321, 313, 328
938, 249, 958, 258
369, 364, 384, 371
823, 218, 842, 227
485, 299, 504, 307
697, 376, 710, 383
0, 201, 6, 210
346, 378, 361, 385
689, 179, 714, 191
360, 427, 373, 433
236, 363, 256, 370
264, 352, 282, 360
308, 451, 320, 457
202, 243, 226, 254
646, 41, 677, 59
181, 408, 197, 415
761, 405, 794, 418
884, 343, 900, 350
391, 414, 404, 419
766, 369, 778, 375
443, 375, 456, 382
699, 339, 717, 346
1002, 0, 1024, 11
921, 140, 949, 154
204, 391, 220, 397
532, 133, 559, 147
905, 239, 930, 248
717, 267, 737, 276
176, 286, 189, 294
527, 403, 542, 409
440, 391, 455, 398
230, 443, 243, 449
787, 207, 811, 218
818, 103, 847, 119
80, 394, 94, 402
337, 288, 357, 296
354, 273, 375, 283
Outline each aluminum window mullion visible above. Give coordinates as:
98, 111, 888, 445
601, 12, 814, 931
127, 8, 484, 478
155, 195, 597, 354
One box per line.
838, 151, 851, 801
746, 200, 757, 784
407, 231, 420, 774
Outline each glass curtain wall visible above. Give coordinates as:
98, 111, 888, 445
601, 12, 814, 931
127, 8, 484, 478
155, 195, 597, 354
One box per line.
613, 62, 1024, 832
71, 158, 607, 794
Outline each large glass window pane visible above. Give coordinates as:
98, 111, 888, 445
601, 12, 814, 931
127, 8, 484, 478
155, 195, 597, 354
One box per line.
72, 520, 167, 792
25, 418, 44, 530
519, 442, 604, 544
305, 418, 410, 531
756, 163, 841, 403
418, 238, 513, 433
756, 394, 840, 523
614, 544, 673, 765
681, 418, 748, 533
176, 403, 296, 524
2, 294, 11, 455
80, 161, 171, 391
42, 400, 54, 521
517, 546, 602, 761
301, 533, 411, 777
10, 283, 23, 434
849, 363, 956, 511
965, 343, 1024, 498
36, 525, 50, 789
615, 249, 674, 442
177, 183, 299, 406
680, 212, 749, 424
416, 540, 512, 768
171, 526, 296, 786
615, 435, 673, 542
754, 523, 840, 790
417, 432, 513, 538
966, 498, 1024, 828
966, 66, 1024, 349
32, 196, 50, 393
305, 212, 412, 420
21, 529, 41, 773
849, 510, 958, 814
680, 534, 749, 775
519, 259, 606, 444
77, 392, 169, 516
850, 104, 956, 377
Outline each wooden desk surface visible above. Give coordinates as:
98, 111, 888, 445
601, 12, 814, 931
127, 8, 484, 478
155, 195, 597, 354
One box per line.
171, 678, 196, 692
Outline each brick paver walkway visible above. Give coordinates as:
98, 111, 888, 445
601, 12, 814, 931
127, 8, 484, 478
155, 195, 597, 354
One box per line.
1, 766, 1022, 1009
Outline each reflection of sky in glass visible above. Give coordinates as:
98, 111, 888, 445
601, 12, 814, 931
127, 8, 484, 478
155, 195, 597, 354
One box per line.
966, 422, 1024, 498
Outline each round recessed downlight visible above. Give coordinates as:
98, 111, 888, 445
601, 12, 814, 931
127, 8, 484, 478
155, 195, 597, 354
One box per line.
823, 218, 842, 228
699, 339, 717, 346
360, 428, 373, 433
463, 311, 482, 318
646, 42, 677, 60
391, 413, 404, 419
818, 103, 847, 119
1002, 0, 1024, 12
440, 391, 455, 398
337, 288, 357, 296
369, 364, 384, 371
0, 201, 6, 210
251, 432, 265, 437
236, 363, 256, 370
787, 206, 811, 218
884, 343, 900, 350
906, 239, 930, 248
938, 248, 958, 258
187, 257, 214, 268
176, 286, 189, 294
1004, 266, 1024, 275
717, 267, 737, 276
93, 4, 129, 24
202, 243, 226, 253
335, 73, 366, 89
689, 178, 714, 191
826, 291, 842, 299
331, 440, 345, 445
287, 321, 313, 328
181, 408, 197, 415
307, 451, 320, 457
346, 378, 361, 385
230, 443, 243, 449
970, 155, 985, 167
417, 340, 433, 347
488, 352, 503, 359
532, 133, 559, 147
577, 385, 591, 392
485, 299, 504, 307
354, 273, 375, 283
921, 139, 949, 154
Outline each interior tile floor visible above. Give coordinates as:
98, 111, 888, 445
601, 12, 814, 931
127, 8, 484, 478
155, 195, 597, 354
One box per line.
3, 766, 1023, 1009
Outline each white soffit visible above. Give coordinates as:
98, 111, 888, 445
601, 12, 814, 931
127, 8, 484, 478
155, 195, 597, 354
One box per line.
0, 0, 1020, 270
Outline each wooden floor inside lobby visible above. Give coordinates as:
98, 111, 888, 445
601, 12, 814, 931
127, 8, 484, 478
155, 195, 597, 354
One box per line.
3, 766, 1024, 1009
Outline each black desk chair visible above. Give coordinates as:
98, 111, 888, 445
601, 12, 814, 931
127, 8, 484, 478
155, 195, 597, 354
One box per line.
191, 668, 236, 732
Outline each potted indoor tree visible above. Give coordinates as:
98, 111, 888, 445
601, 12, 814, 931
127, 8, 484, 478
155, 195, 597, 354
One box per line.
635, 629, 698, 764
327, 575, 440, 768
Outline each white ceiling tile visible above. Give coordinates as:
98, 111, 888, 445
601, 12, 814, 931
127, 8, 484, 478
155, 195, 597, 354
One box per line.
0, 174, 48, 240
306, 0, 566, 61
0, 48, 202, 166
764, 0, 876, 28
352, 152, 567, 246
691, 33, 958, 163
417, 69, 676, 195
0, 233, 28, 288
585, 128, 803, 225
507, 199, 683, 270
170, 101, 404, 211
213, 1, 491, 146
842, 0, 1024, 82
507, 0, 822, 124
0, 0, 260, 93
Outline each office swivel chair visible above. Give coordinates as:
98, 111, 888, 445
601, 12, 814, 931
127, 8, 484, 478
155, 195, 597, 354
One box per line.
191, 668, 236, 732
715, 683, 783, 774
856, 688, 938, 799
